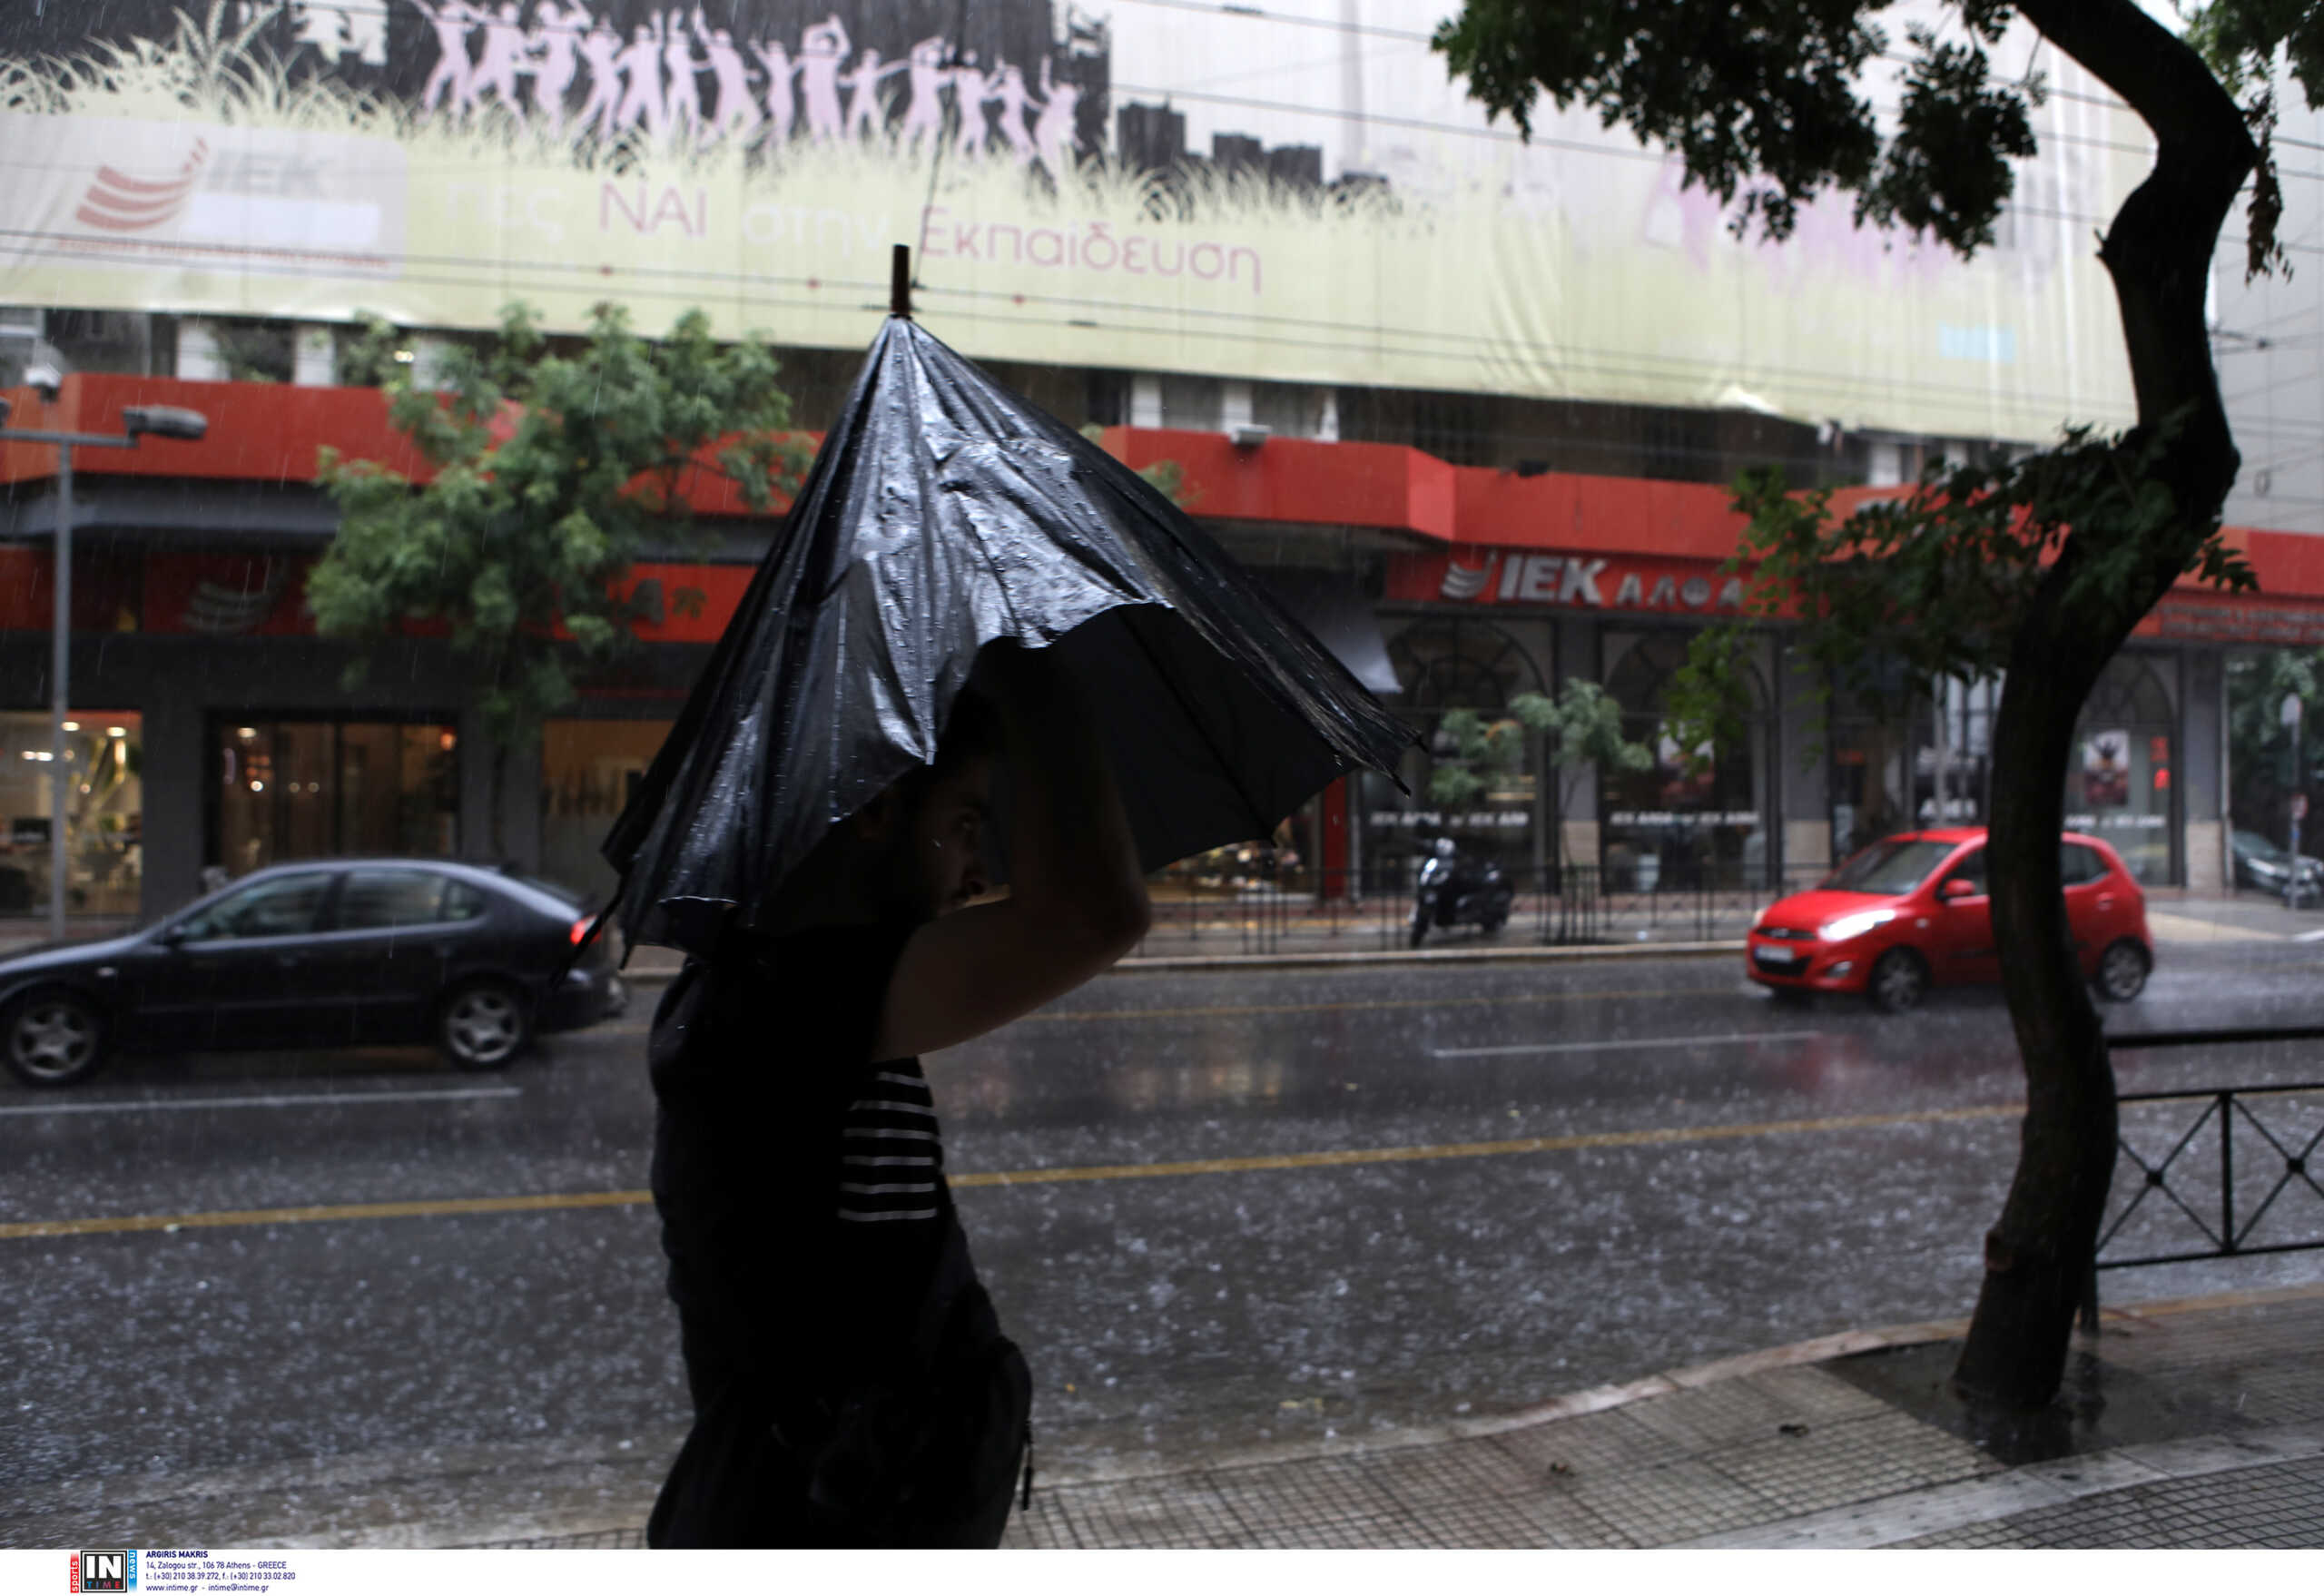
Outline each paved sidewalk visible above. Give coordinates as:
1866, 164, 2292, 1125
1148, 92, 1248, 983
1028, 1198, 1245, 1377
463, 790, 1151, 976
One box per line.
980, 1286, 2324, 1550
11, 1286, 2318, 1549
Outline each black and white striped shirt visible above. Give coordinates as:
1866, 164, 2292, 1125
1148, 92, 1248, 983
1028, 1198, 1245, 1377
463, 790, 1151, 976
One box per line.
836, 1061, 945, 1226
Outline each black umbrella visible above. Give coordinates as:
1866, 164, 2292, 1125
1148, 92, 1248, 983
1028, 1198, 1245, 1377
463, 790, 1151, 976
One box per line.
601, 279, 1414, 956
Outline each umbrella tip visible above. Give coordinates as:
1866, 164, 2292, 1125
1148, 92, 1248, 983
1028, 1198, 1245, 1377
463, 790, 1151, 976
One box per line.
890, 244, 911, 320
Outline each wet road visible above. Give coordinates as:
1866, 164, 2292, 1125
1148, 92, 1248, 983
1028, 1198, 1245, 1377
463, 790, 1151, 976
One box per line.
6, 945, 2324, 1511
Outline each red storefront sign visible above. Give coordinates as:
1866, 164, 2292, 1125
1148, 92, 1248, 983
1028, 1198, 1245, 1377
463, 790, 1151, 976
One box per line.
1386, 547, 1747, 613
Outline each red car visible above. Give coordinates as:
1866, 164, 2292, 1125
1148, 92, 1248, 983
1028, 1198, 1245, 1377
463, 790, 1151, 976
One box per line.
1746, 827, 2152, 1012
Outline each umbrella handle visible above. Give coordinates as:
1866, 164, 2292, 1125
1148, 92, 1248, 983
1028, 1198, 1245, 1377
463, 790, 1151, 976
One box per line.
891, 244, 911, 319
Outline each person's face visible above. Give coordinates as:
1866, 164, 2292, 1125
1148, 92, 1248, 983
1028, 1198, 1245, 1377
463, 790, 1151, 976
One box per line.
909, 757, 995, 918
857, 755, 994, 922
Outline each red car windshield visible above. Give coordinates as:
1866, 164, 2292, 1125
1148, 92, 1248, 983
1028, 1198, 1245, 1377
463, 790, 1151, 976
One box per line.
1824, 838, 1958, 896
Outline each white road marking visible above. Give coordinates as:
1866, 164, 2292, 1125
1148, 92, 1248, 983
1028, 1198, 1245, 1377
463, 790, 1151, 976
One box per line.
1432, 1030, 1827, 1059
2295, 929, 2324, 943
0, 1085, 522, 1118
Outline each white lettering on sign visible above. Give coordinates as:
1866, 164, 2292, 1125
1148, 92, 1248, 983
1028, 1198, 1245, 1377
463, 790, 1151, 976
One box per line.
1559, 558, 1607, 605
1443, 553, 1749, 613
1516, 555, 1562, 601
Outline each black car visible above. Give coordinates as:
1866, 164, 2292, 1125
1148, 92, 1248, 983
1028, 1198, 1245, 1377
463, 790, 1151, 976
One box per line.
0, 860, 626, 1088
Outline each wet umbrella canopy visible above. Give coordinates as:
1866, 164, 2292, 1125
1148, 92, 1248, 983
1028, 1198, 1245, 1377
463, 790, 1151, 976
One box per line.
602, 310, 1414, 955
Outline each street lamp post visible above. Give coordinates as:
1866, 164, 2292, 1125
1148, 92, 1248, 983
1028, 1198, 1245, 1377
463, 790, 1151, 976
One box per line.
0, 398, 208, 940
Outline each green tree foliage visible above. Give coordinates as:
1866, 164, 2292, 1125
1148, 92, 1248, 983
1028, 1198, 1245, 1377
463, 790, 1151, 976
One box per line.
310, 302, 808, 853
1427, 687, 1653, 867
1435, 0, 2307, 1410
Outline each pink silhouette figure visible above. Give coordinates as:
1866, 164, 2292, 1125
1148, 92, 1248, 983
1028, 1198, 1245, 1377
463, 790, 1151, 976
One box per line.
414, 0, 481, 120
798, 15, 849, 143
990, 61, 1038, 166
751, 38, 797, 148
895, 36, 950, 155
841, 48, 907, 142
950, 54, 997, 158
691, 11, 758, 148
575, 14, 623, 140
470, 3, 535, 125
662, 9, 707, 143
1032, 57, 1082, 181
529, 2, 588, 141
613, 21, 666, 139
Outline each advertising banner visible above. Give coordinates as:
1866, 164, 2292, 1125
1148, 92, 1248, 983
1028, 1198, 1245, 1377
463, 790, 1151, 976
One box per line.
0, 1, 2142, 439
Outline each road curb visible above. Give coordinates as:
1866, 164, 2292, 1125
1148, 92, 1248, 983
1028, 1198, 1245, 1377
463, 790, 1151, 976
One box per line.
614, 940, 1749, 984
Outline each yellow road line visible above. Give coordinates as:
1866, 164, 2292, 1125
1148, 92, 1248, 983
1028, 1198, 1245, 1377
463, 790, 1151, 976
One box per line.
0, 1101, 2020, 1243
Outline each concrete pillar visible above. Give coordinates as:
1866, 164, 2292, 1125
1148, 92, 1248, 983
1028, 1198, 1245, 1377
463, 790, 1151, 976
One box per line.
1777, 638, 1832, 884
409, 334, 458, 391
2183, 647, 2226, 891
1220, 379, 1254, 431
1129, 372, 1163, 429
136, 668, 207, 921
175, 319, 227, 381
1553, 616, 1600, 875
292, 323, 338, 386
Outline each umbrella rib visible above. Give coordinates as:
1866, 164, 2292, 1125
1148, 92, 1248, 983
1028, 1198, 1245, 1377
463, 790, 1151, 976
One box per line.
1119, 609, 1277, 842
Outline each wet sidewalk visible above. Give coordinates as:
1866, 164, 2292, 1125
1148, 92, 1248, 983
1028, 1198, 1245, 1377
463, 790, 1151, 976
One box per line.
11, 1286, 2318, 1548
982, 1286, 2324, 1550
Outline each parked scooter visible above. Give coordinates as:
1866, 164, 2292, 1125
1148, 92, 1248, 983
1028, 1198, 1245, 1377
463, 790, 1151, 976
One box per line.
1410, 837, 1516, 947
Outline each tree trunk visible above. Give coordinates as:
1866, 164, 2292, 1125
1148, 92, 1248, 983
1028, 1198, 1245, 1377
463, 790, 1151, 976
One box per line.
1955, 0, 2254, 1409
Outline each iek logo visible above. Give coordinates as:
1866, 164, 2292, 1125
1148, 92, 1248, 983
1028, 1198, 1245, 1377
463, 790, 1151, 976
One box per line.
73, 1551, 134, 1592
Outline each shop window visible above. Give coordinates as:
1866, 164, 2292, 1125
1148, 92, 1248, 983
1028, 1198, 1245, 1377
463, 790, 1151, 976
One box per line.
540, 719, 672, 903
1374, 618, 1545, 868
2067, 655, 2176, 885
0, 711, 143, 918
212, 716, 458, 877
1600, 632, 1769, 890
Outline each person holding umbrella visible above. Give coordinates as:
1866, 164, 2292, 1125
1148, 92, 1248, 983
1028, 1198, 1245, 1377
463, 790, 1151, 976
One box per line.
643, 639, 1144, 1548
601, 282, 1412, 1547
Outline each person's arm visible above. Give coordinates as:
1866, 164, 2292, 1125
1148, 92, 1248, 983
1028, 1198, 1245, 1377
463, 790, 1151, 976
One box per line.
870, 642, 1150, 1060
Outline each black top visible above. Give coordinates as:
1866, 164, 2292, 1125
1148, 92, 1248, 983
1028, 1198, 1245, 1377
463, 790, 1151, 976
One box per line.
648, 921, 951, 1408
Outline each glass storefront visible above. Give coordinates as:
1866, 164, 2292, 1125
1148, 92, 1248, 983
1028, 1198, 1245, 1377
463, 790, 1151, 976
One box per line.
1600, 631, 1770, 889
1372, 617, 1546, 875
212, 715, 459, 877
539, 718, 672, 904
1826, 657, 2177, 885
0, 711, 143, 917
2067, 654, 2177, 885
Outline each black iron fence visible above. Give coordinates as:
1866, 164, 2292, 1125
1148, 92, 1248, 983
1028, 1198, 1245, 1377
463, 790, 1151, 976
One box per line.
2084, 1026, 2324, 1325
1128, 862, 1833, 958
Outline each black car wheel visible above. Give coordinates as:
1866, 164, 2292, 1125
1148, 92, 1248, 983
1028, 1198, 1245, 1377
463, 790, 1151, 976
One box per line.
1867, 948, 1929, 1014
2094, 940, 2151, 1002
438, 979, 534, 1071
4, 990, 107, 1089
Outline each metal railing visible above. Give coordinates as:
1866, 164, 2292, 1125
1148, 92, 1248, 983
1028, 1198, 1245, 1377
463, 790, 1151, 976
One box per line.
2083, 1026, 2324, 1325
1127, 862, 1831, 958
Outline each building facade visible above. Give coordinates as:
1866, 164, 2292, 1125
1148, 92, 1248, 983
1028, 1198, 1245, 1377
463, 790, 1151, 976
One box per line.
0, 2, 2309, 920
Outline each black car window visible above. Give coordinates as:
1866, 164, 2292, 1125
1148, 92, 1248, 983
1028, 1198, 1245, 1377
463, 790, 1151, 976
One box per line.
2060, 843, 2107, 886
443, 879, 487, 921
178, 872, 333, 941
333, 870, 450, 931
1942, 848, 1988, 897
1824, 838, 1958, 895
